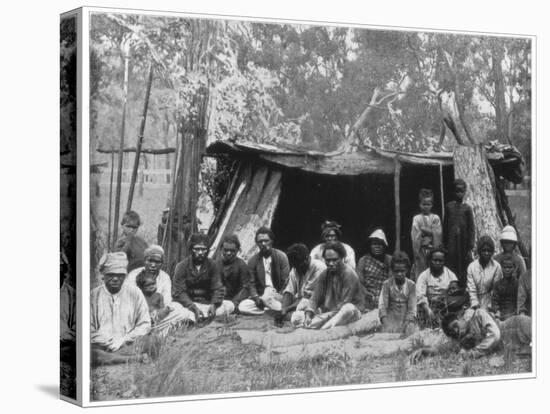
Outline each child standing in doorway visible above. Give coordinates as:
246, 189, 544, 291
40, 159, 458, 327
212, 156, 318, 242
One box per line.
444, 179, 475, 287
411, 188, 442, 280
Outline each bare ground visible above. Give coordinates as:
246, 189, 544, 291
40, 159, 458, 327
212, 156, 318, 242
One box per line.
90, 315, 532, 402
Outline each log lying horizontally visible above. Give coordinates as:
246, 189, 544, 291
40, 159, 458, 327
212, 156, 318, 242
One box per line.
258, 329, 448, 364
236, 309, 381, 348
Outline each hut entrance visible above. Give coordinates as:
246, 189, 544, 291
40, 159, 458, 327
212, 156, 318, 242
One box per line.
270, 169, 395, 259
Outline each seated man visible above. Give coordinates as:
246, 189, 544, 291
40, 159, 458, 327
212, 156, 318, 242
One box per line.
91, 252, 151, 366
218, 234, 250, 312
239, 227, 290, 315
416, 247, 458, 328
293, 242, 364, 330
113, 210, 148, 272
410, 307, 532, 363
378, 251, 417, 336
492, 253, 519, 321
127, 245, 189, 332
278, 243, 326, 326
172, 233, 234, 323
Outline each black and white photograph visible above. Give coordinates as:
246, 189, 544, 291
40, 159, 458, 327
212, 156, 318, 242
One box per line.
82, 6, 534, 404
60, 13, 78, 401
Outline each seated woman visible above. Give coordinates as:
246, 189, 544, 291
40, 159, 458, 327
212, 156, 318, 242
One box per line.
467, 236, 503, 310
416, 246, 458, 328
310, 220, 356, 269
357, 228, 392, 309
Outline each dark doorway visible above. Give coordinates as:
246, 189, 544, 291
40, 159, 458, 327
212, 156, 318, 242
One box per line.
271, 168, 396, 259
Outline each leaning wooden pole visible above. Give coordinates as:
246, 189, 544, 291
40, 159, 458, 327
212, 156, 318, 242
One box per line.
112, 46, 130, 244
127, 62, 154, 212
107, 151, 115, 250
394, 157, 402, 252
439, 163, 445, 222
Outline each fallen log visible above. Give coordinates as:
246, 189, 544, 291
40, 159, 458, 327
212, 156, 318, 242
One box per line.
258, 329, 448, 364
236, 309, 381, 348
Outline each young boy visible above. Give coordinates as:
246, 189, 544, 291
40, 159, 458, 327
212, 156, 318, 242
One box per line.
114, 210, 148, 272
378, 251, 417, 336
492, 253, 519, 321
136, 272, 171, 325
411, 188, 442, 279
444, 179, 475, 286
494, 225, 526, 280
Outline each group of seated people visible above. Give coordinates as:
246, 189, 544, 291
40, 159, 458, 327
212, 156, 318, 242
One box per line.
89, 208, 532, 366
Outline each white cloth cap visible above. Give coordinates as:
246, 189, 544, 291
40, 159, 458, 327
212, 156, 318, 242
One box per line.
368, 229, 388, 246
500, 225, 518, 242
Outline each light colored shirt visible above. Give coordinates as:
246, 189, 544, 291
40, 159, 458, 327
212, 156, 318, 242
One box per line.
462, 308, 501, 354
127, 268, 172, 306
263, 256, 273, 287
310, 242, 356, 269
90, 283, 151, 346
416, 267, 457, 306
411, 213, 442, 251
60, 281, 76, 342
467, 259, 503, 310
284, 259, 326, 300
378, 277, 416, 323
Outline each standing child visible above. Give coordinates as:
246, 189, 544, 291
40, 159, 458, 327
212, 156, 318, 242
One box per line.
136, 272, 171, 325
444, 179, 475, 287
411, 188, 442, 279
114, 210, 149, 272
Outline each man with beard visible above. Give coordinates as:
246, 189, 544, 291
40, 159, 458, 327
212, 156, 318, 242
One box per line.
172, 233, 234, 323
293, 242, 364, 329
126, 245, 189, 333
416, 247, 458, 328
218, 234, 250, 312
378, 251, 417, 336
91, 252, 151, 366
357, 229, 392, 309
239, 227, 290, 315
275, 243, 326, 326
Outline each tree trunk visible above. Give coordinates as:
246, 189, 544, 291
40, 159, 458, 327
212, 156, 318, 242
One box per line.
492, 46, 509, 144
453, 145, 502, 247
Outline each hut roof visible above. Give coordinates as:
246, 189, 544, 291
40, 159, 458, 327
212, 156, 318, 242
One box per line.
206, 140, 524, 181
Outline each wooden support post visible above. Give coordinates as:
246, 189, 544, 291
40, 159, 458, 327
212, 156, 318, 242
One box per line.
107, 151, 115, 250
112, 46, 130, 244
394, 157, 402, 252
439, 163, 445, 222
127, 62, 154, 211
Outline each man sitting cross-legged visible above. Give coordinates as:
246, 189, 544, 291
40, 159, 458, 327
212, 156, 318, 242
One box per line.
218, 234, 250, 313
378, 251, 417, 336
274, 243, 326, 326
239, 227, 290, 315
172, 233, 234, 323
127, 245, 190, 334
293, 242, 364, 329
91, 252, 151, 366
